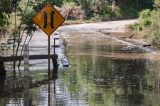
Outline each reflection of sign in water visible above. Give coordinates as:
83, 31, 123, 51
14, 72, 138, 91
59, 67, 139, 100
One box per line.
23, 44, 30, 105
23, 44, 29, 76
32, 3, 65, 36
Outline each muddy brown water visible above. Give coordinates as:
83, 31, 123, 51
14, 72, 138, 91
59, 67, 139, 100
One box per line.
1, 30, 160, 106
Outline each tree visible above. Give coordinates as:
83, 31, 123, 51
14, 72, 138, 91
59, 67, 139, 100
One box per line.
0, 0, 12, 35
133, 0, 160, 46
154, 0, 160, 8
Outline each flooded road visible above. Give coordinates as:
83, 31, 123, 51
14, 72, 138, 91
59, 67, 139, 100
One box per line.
1, 20, 160, 106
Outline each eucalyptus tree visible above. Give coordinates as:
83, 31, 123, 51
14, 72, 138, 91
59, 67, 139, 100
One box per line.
75, 0, 111, 18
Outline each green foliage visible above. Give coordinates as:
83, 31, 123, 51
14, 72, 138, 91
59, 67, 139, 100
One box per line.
139, 9, 152, 26
117, 0, 153, 9
33, 0, 63, 10
129, 8, 156, 31
22, 11, 37, 35
0, 0, 154, 36
0, 0, 11, 29
54, 0, 63, 7
130, 0, 160, 46
96, 1, 112, 18
78, 0, 96, 18
146, 9, 160, 46
0, 0, 21, 35
154, 0, 160, 7
62, 1, 85, 20
115, 0, 153, 19
63, 0, 153, 20
128, 23, 143, 31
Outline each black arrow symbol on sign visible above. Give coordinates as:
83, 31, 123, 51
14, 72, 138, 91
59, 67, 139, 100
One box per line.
50, 11, 54, 29
43, 11, 55, 29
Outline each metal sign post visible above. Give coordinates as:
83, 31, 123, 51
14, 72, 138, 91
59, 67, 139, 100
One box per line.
54, 38, 56, 54
47, 2, 51, 106
48, 0, 51, 104
32, 2, 65, 75
32, 3, 65, 106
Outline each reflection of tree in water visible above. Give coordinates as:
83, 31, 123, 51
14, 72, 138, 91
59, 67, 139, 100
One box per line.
74, 55, 148, 105
97, 59, 146, 104
0, 74, 53, 105
112, 59, 147, 105
0, 76, 24, 105
0, 77, 5, 97
0, 62, 6, 77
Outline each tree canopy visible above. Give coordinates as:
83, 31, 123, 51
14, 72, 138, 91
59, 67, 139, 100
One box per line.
0, 0, 11, 27
0, 0, 154, 33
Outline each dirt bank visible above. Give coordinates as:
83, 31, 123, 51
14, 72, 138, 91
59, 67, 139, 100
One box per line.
99, 30, 151, 47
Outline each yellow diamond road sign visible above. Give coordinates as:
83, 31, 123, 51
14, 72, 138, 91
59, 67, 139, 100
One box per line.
33, 3, 65, 36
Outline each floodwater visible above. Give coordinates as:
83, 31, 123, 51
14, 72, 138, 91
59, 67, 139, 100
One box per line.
1, 26, 160, 106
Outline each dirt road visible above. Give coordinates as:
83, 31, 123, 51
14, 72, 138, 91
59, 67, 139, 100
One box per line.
59, 19, 137, 32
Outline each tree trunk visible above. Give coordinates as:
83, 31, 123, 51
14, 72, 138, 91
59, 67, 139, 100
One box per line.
112, 0, 116, 12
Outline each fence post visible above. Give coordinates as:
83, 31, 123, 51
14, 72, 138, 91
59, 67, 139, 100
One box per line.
52, 54, 58, 79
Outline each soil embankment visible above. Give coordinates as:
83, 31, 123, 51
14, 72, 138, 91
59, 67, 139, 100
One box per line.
95, 19, 150, 47
99, 30, 151, 47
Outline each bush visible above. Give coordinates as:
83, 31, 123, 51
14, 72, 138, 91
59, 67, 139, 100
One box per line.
147, 9, 160, 46
128, 23, 143, 31
61, 2, 85, 20
131, 8, 160, 46
0, 0, 12, 33
139, 9, 152, 27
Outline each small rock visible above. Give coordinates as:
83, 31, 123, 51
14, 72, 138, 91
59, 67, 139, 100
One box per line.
143, 44, 151, 47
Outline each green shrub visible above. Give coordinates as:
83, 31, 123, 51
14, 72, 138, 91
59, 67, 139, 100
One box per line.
139, 9, 152, 27
128, 9, 153, 31
147, 9, 160, 46
128, 23, 144, 31
133, 7, 160, 46
61, 1, 85, 20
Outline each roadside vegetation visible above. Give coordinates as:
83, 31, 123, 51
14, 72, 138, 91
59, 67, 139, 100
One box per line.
0, 0, 153, 33
129, 0, 160, 47
60, 0, 153, 21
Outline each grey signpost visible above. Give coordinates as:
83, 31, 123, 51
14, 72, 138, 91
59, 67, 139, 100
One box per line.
23, 44, 30, 106
32, 2, 65, 105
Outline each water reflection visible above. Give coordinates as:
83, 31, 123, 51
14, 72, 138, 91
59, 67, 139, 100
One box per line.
0, 55, 156, 106
60, 32, 160, 106
64, 54, 148, 106
1, 32, 160, 106
0, 77, 5, 97
0, 61, 158, 106
23, 76, 31, 106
